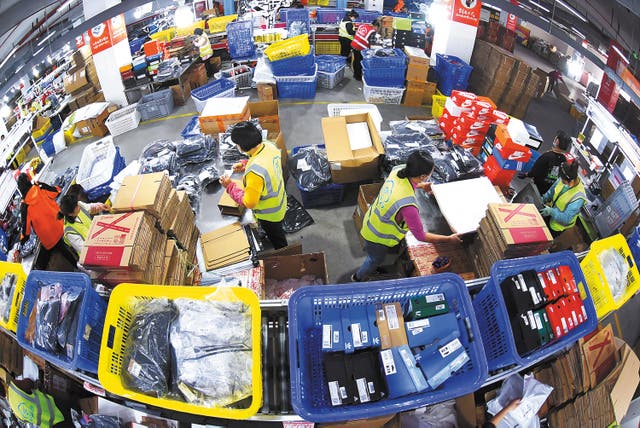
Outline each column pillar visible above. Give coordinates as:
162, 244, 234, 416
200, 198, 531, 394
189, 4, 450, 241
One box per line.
430, 0, 481, 64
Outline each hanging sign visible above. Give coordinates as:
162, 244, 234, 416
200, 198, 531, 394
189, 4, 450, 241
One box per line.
451, 0, 482, 27
506, 13, 518, 31
89, 23, 112, 54
110, 14, 127, 45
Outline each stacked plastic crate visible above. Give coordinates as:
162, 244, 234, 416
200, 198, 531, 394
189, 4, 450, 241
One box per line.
316, 55, 346, 90
266, 35, 317, 99
434, 53, 473, 96
361, 48, 406, 104
143, 40, 164, 77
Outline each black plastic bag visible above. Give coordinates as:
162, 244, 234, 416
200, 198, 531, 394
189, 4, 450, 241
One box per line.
283, 195, 314, 233
288, 146, 332, 192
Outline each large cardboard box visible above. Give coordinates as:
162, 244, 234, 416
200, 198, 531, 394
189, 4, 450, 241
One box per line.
422, 81, 437, 105
358, 182, 383, 217
263, 252, 328, 299
404, 46, 429, 66
199, 96, 250, 135
112, 172, 173, 219
257, 83, 277, 101
486, 202, 552, 244
248, 100, 280, 139
321, 113, 384, 183
64, 69, 91, 95
75, 104, 109, 137
405, 63, 429, 82
80, 211, 156, 270
403, 81, 424, 107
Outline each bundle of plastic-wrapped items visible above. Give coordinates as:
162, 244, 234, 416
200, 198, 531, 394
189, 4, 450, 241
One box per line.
218, 120, 262, 169
288, 145, 332, 192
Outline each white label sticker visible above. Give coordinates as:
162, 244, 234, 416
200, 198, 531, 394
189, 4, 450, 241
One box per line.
547, 269, 558, 284
296, 158, 311, 172
330, 162, 342, 170
571, 310, 578, 325
361, 330, 369, 344
328, 381, 342, 406
368, 381, 376, 394
399, 347, 415, 368
560, 317, 568, 333
527, 311, 536, 329
406, 319, 430, 329
411, 328, 423, 335
537, 273, 547, 290
352, 323, 363, 348
380, 349, 397, 375
340, 386, 348, 399
425, 293, 445, 303
385, 304, 400, 330
356, 378, 371, 403
529, 286, 540, 305
533, 312, 543, 331
517, 274, 526, 291
333, 330, 340, 344
322, 324, 332, 349
435, 304, 446, 311
439, 338, 463, 358
378, 309, 385, 321
128, 359, 142, 377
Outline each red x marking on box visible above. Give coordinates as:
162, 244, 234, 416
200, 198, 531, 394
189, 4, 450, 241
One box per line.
91, 211, 134, 239
588, 329, 612, 368
499, 204, 537, 222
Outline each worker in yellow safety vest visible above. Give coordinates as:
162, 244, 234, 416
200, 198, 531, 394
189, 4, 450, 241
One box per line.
4, 379, 65, 427
193, 27, 214, 77
220, 121, 288, 249
540, 161, 587, 237
58, 192, 109, 256
339, 10, 359, 58
354, 151, 461, 282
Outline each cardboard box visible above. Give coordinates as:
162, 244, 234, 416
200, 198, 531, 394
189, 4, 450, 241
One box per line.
200, 222, 250, 270
404, 46, 429, 66
375, 302, 408, 349
403, 83, 424, 107
248, 100, 280, 139
257, 83, 277, 101
75, 104, 109, 137
358, 182, 383, 217
263, 252, 328, 299
169, 190, 195, 247
487, 203, 552, 242
199, 96, 250, 135
158, 189, 179, 233
581, 324, 617, 388
64, 69, 91, 95
170, 84, 186, 106
422, 81, 437, 105
80, 211, 157, 270
405, 63, 429, 82
112, 172, 173, 219
224, 262, 265, 299
321, 113, 384, 183
217, 179, 245, 216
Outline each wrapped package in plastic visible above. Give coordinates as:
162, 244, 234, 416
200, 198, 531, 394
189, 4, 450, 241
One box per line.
141, 139, 176, 158
122, 298, 177, 397
170, 298, 253, 406
282, 195, 314, 233
288, 146, 332, 192
219, 121, 260, 168
389, 120, 444, 138
598, 248, 630, 303
179, 159, 221, 188
175, 135, 218, 166
0, 273, 17, 323
139, 151, 177, 175
487, 373, 553, 428
176, 175, 202, 213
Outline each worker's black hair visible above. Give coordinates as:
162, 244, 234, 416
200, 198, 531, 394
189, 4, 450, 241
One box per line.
347, 9, 359, 18
559, 161, 579, 181
372, 18, 382, 27
231, 121, 263, 152
17, 173, 32, 198
58, 193, 79, 222
398, 151, 434, 179
67, 183, 88, 203
194, 27, 204, 36
555, 130, 571, 152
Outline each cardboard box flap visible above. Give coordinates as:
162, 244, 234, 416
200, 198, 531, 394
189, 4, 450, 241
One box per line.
248, 100, 279, 117
263, 252, 328, 283
610, 337, 640, 423
112, 172, 171, 214
322, 114, 384, 164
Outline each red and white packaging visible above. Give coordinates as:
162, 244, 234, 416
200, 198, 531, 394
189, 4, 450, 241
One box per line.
471, 96, 496, 117
491, 109, 510, 125
450, 90, 477, 108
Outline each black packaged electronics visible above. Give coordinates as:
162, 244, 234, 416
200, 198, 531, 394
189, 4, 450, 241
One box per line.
500, 270, 547, 316
406, 293, 449, 320
323, 353, 356, 406
321, 307, 345, 352
415, 337, 470, 390
404, 312, 460, 349
510, 310, 542, 356
346, 351, 386, 403
379, 345, 428, 398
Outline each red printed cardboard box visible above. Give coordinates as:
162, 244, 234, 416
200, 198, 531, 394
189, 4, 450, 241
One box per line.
487, 203, 553, 244
80, 211, 157, 270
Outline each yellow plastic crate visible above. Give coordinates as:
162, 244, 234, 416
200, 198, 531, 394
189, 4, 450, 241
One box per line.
0, 262, 27, 333
32, 116, 51, 140
175, 20, 206, 37
207, 14, 237, 33
580, 234, 640, 319
264, 34, 311, 61
98, 284, 262, 419
149, 27, 176, 42
315, 40, 341, 55
431, 93, 447, 118
317, 0, 330, 6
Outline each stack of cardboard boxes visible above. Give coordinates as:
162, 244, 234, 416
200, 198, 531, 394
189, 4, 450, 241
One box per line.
80, 172, 199, 286
469, 40, 543, 119
200, 222, 251, 270
65, 46, 105, 110
471, 203, 553, 277
402, 46, 435, 107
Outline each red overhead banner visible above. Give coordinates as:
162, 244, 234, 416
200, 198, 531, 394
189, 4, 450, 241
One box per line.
89, 14, 128, 55
451, 0, 482, 27
506, 13, 518, 31
110, 15, 127, 45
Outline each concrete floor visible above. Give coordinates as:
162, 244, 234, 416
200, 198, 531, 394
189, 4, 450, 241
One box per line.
42, 51, 580, 284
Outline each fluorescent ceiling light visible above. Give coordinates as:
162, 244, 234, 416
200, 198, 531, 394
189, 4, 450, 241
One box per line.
34, 46, 45, 57
483, 4, 502, 11
15, 63, 24, 73
529, 1, 550, 13
555, 0, 587, 22
0, 46, 19, 70
37, 30, 56, 46
571, 26, 585, 39
612, 45, 630, 63
538, 15, 550, 22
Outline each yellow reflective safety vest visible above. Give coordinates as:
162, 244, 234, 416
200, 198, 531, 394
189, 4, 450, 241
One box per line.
361, 167, 418, 247
7, 382, 64, 427
196, 34, 213, 60
549, 180, 587, 232
244, 142, 287, 222
63, 203, 92, 255
339, 20, 354, 40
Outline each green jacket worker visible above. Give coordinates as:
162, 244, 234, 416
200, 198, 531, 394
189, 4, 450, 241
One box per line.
5, 379, 64, 427
58, 193, 108, 256
541, 161, 587, 237
354, 151, 460, 282
220, 121, 288, 249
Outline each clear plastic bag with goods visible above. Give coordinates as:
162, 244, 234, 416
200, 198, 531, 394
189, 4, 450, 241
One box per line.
598, 248, 630, 303
390, 120, 445, 138
487, 373, 553, 428
176, 174, 202, 213
0, 273, 17, 323
175, 135, 218, 166
288, 145, 332, 192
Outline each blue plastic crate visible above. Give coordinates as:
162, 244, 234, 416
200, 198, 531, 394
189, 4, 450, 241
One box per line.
190, 78, 236, 112
86, 147, 125, 201
269, 52, 316, 76
362, 62, 406, 87
181, 116, 202, 139
41, 135, 56, 157
316, 55, 347, 73
275, 64, 318, 99
435, 54, 473, 96
472, 251, 598, 372
361, 48, 407, 69
227, 20, 255, 59
628, 226, 640, 268
16, 271, 107, 373
284, 8, 310, 24
354, 9, 381, 23
316, 9, 347, 24
288, 274, 487, 423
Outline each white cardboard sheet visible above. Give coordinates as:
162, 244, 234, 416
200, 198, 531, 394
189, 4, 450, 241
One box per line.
346, 122, 373, 150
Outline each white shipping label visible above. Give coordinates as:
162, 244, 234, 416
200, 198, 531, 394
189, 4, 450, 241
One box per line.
380, 349, 397, 375
328, 381, 342, 406
333, 330, 340, 344
425, 293, 445, 303
533, 312, 543, 331
439, 338, 463, 358
352, 323, 363, 348
296, 158, 311, 171
322, 324, 332, 349
527, 311, 536, 328
385, 304, 400, 330
330, 162, 342, 170
406, 319, 430, 329
411, 328, 423, 335
547, 269, 558, 284
356, 378, 371, 403
517, 274, 526, 291
561, 317, 568, 333
361, 331, 369, 344
571, 310, 578, 325
339, 386, 348, 399
529, 286, 540, 305
378, 309, 385, 321
128, 359, 142, 377
435, 304, 446, 311
368, 381, 376, 394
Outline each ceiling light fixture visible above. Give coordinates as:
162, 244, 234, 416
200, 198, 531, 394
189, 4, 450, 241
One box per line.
571, 26, 585, 39
538, 15, 550, 23
528, 1, 550, 13
174, 4, 195, 28
36, 30, 56, 46
0, 46, 19, 70
0, 104, 11, 119
612, 45, 630, 63
554, 0, 587, 22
